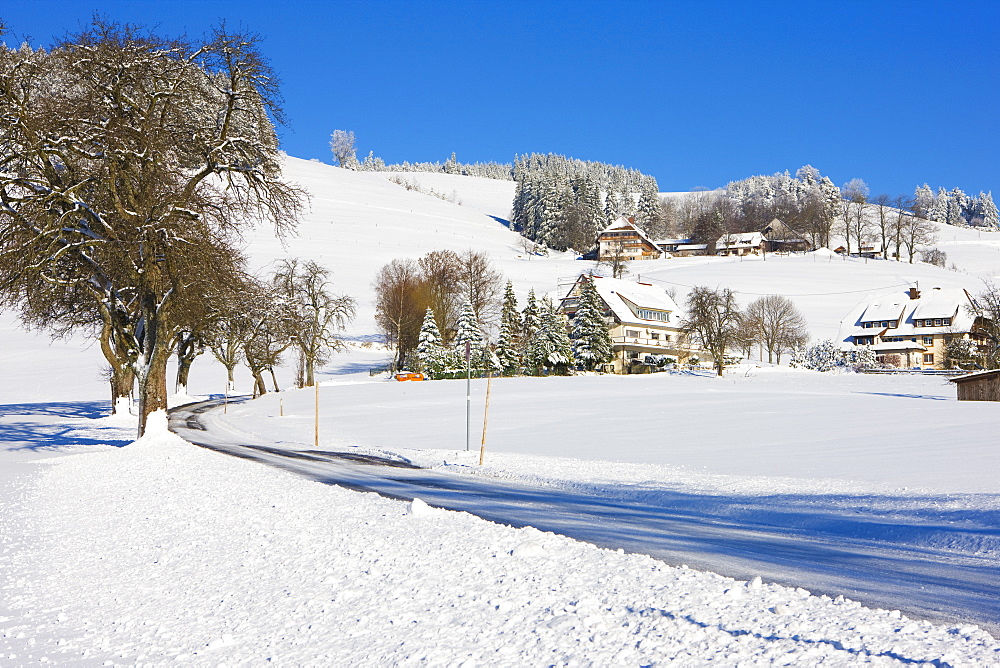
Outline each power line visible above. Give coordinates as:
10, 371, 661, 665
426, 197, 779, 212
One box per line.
637, 274, 912, 297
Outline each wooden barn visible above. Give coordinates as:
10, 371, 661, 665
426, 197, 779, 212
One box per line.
950, 369, 1000, 401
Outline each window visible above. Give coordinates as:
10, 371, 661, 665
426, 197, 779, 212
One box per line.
637, 309, 670, 322
890, 320, 898, 328
651, 332, 660, 340
881, 321, 888, 328
626, 329, 640, 338
923, 353, 934, 364
943, 318, 951, 326
923, 336, 934, 345
934, 319, 942, 326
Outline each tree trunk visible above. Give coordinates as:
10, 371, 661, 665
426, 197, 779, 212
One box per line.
110, 366, 134, 415
269, 367, 280, 393
225, 364, 237, 393
137, 356, 169, 436
136, 300, 173, 436
252, 372, 267, 397
175, 358, 193, 396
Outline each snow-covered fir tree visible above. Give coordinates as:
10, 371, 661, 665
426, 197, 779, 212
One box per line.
522, 288, 541, 344
495, 281, 522, 375
914, 184, 935, 218
528, 296, 573, 375
416, 307, 454, 376
455, 300, 493, 373
980, 192, 999, 228
635, 182, 662, 234
603, 190, 620, 222
570, 276, 613, 371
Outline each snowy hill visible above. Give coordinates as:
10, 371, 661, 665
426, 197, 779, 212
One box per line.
248, 157, 1000, 344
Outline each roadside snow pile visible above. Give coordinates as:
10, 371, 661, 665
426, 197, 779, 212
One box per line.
3, 435, 998, 665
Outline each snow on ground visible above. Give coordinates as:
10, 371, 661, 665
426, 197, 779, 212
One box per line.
233, 365, 1000, 495
3, 407, 999, 665
243, 158, 576, 336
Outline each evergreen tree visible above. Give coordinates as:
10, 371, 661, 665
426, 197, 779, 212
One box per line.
416, 307, 451, 376
981, 192, 999, 228
522, 288, 541, 344
528, 296, 573, 375
928, 188, 950, 224
455, 300, 491, 373
571, 277, 613, 371
495, 281, 522, 375
913, 184, 935, 218
604, 191, 620, 222
636, 182, 662, 234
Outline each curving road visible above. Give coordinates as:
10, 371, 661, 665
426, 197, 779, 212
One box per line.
169, 398, 1000, 637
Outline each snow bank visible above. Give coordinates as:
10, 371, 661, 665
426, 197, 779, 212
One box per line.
2, 435, 998, 664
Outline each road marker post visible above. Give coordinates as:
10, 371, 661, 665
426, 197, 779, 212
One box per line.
479, 374, 492, 466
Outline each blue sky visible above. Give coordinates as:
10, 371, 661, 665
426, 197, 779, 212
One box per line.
4, 1, 999, 196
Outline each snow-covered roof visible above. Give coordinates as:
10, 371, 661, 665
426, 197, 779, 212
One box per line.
717, 232, 764, 249
912, 288, 965, 320
598, 216, 660, 254
585, 275, 683, 327
837, 287, 978, 348
859, 298, 907, 323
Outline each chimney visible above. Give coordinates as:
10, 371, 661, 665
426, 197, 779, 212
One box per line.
908, 287, 921, 300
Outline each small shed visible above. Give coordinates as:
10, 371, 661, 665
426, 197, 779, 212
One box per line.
950, 369, 1000, 401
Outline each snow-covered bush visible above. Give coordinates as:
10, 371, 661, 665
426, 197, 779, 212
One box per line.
790, 341, 879, 372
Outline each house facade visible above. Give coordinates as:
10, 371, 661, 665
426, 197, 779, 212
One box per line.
837, 287, 987, 369
760, 218, 811, 253
597, 216, 663, 262
715, 220, 811, 257
560, 274, 705, 373
716, 231, 766, 256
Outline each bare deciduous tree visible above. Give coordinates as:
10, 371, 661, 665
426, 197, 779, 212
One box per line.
900, 214, 937, 264
743, 295, 809, 364
418, 250, 462, 342
456, 250, 504, 331
681, 286, 742, 376
871, 194, 894, 259
599, 240, 630, 279
0, 20, 304, 433
273, 259, 355, 388
373, 258, 428, 371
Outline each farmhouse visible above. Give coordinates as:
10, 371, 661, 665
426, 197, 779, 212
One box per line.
596, 216, 662, 262
837, 286, 987, 369
716, 231, 766, 256
560, 274, 704, 373
760, 218, 811, 253
716, 220, 811, 257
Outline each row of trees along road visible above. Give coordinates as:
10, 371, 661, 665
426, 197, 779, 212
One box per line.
0, 20, 332, 434
682, 288, 808, 376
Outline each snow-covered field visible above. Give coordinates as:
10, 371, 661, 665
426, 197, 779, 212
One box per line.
3, 158, 1000, 664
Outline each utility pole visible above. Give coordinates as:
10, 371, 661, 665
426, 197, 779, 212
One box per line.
465, 341, 471, 451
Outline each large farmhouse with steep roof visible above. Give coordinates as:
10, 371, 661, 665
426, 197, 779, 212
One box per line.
596, 216, 662, 262
560, 274, 705, 373
837, 286, 988, 369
